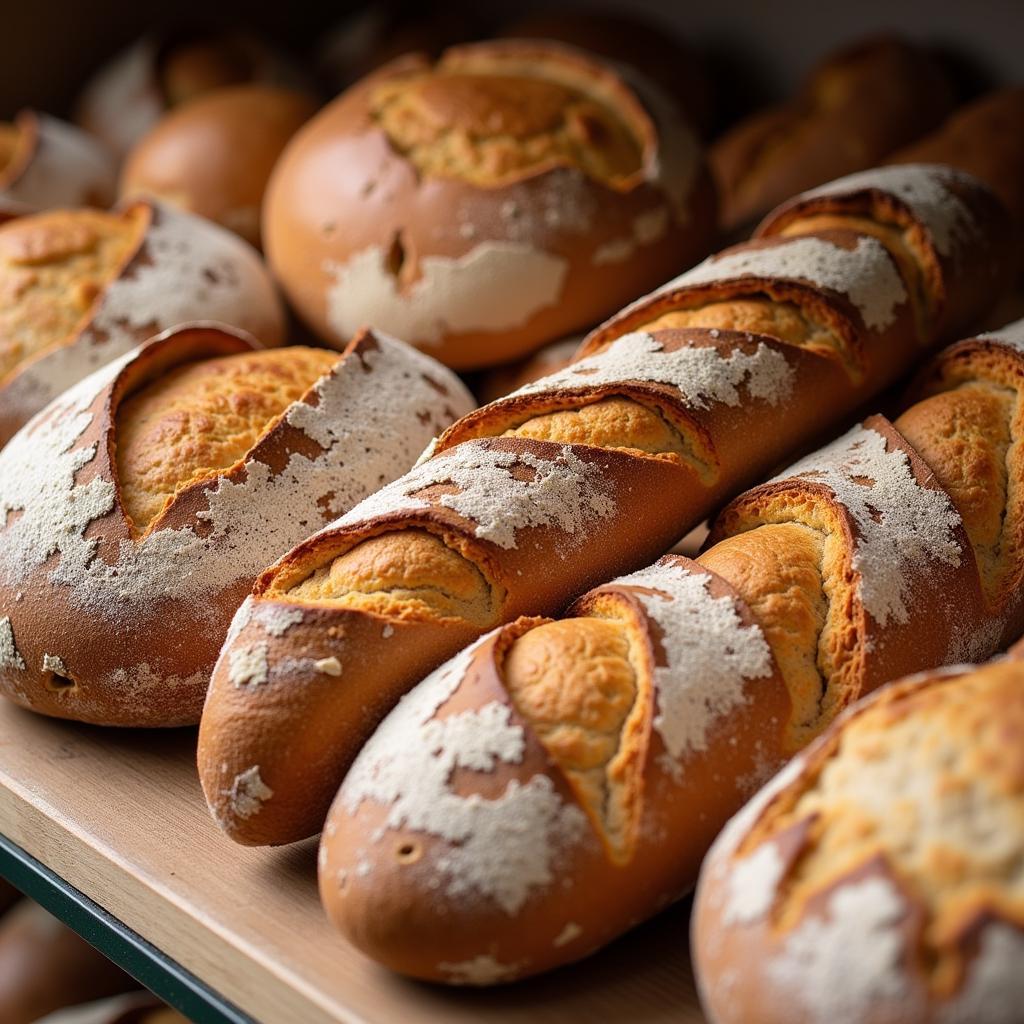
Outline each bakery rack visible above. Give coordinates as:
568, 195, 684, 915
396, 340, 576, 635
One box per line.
0, 698, 707, 1023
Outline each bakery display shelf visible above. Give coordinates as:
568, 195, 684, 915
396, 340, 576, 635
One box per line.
0, 698, 708, 1024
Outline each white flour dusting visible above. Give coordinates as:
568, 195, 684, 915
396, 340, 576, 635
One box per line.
438, 954, 525, 986
0, 618, 25, 672
228, 643, 269, 688
226, 766, 274, 820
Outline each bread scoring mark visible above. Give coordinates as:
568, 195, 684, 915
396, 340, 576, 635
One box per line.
437, 954, 525, 986
0, 335, 474, 632
339, 441, 617, 552
799, 164, 979, 257
765, 876, 908, 1020
617, 561, 773, 775
776, 424, 962, 625
340, 637, 588, 915
226, 766, 274, 820
228, 643, 269, 688
517, 330, 795, 409
323, 241, 569, 346
314, 656, 342, 676
0, 617, 25, 671
658, 235, 907, 331
721, 841, 785, 926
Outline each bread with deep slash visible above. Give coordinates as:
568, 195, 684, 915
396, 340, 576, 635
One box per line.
318, 316, 1024, 983
0, 324, 473, 726
198, 164, 1012, 846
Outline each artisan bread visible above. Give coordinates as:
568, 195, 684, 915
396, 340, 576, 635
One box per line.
0, 111, 116, 212
888, 87, 1024, 232
120, 85, 317, 247
471, 334, 583, 405
0, 901, 137, 1024
693, 654, 1024, 1024
0, 324, 473, 727
263, 39, 716, 369
317, 318, 1024, 984
75, 28, 306, 158
711, 36, 955, 233
198, 165, 1012, 846
0, 199, 285, 447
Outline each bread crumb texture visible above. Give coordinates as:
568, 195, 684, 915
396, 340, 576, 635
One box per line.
0, 208, 140, 383
370, 64, 643, 188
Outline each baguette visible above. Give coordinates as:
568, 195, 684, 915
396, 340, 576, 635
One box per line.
710, 35, 955, 232
198, 165, 1012, 846
693, 653, 1024, 1024
0, 324, 473, 726
0, 111, 116, 212
318, 317, 1024, 984
0, 198, 285, 447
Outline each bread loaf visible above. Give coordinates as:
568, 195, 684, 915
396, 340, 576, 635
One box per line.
317, 316, 1024, 984
888, 87, 1024, 232
75, 28, 306, 159
0, 324, 473, 726
198, 165, 1011, 846
120, 85, 317, 248
711, 36, 955, 233
693, 652, 1024, 1024
0, 111, 116, 212
471, 334, 582, 405
0, 199, 285, 447
263, 39, 716, 369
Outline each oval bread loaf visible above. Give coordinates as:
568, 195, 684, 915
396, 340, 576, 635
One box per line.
0, 324, 473, 726
317, 317, 1024, 983
199, 165, 1013, 846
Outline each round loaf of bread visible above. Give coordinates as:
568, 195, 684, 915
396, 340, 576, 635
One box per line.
693, 656, 1024, 1024
0, 323, 473, 726
0, 111, 116, 212
75, 28, 307, 159
0, 198, 285, 447
120, 85, 317, 248
263, 39, 716, 370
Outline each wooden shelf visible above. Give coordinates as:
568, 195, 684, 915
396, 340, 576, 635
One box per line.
0, 699, 707, 1024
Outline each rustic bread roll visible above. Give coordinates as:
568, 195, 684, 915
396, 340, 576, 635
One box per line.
75, 28, 307, 159
318, 318, 1024, 984
0, 323, 472, 727
710, 36, 955, 233
471, 333, 583, 405
0, 198, 285, 447
498, 12, 715, 137
263, 39, 716, 370
693, 654, 1024, 1024
120, 85, 317, 248
888, 87, 1024, 231
0, 900, 137, 1024
0, 111, 116, 212
198, 166, 1010, 846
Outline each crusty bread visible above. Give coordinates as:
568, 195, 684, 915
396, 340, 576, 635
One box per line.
199, 166, 1012, 847
120, 85, 317, 247
0, 199, 286, 447
693, 654, 1024, 1024
711, 36, 955, 233
264, 39, 716, 369
317, 318, 1024, 984
0, 111, 116, 213
0, 324, 473, 726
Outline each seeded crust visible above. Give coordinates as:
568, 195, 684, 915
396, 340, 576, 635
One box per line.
116, 347, 340, 532
0, 207, 145, 385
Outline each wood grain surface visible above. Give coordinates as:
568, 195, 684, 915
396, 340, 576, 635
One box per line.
0, 700, 707, 1024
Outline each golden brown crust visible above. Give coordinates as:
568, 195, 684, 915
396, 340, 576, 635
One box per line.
711, 35, 955, 231
120, 85, 317, 247
264, 38, 716, 369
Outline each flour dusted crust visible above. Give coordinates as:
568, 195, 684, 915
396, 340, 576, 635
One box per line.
757, 164, 1012, 339
263, 39, 715, 370
0, 198, 286, 446
318, 556, 791, 982
0, 111, 116, 212
694, 658, 1024, 1024
0, 324, 473, 726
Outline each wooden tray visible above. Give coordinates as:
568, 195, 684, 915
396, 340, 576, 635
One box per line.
0, 699, 707, 1024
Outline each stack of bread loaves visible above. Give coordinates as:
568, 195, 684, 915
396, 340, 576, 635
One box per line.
197, 163, 1011, 846
314, 315, 1024, 983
